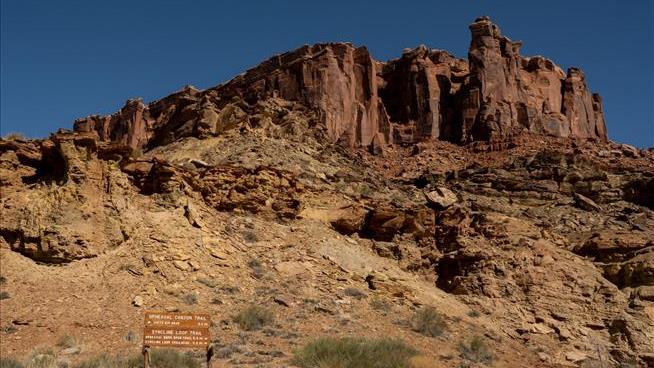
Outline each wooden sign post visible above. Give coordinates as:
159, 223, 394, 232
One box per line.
143, 311, 213, 367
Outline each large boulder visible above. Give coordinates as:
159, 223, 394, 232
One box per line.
424, 187, 458, 209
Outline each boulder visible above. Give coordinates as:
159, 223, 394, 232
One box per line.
330, 206, 369, 235
574, 192, 602, 211
424, 187, 458, 209
132, 296, 144, 307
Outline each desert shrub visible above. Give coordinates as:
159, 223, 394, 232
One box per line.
124, 330, 137, 342
358, 184, 372, 197
148, 349, 200, 368
1, 324, 18, 334
248, 258, 262, 269
74, 354, 129, 368
343, 287, 366, 299
459, 336, 494, 365
182, 292, 198, 305
3, 133, 26, 141
242, 230, 258, 243
247, 258, 265, 279
369, 296, 392, 312
220, 285, 239, 294
292, 337, 417, 368
25, 350, 56, 368
0, 357, 24, 368
75, 350, 198, 368
411, 307, 446, 337
196, 277, 217, 288
0, 276, 6, 284
467, 310, 481, 318
335, 181, 348, 192
0, 291, 10, 300
56, 334, 78, 349
233, 305, 273, 331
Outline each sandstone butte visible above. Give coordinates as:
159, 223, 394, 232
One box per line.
1, 16, 653, 368
73, 16, 607, 151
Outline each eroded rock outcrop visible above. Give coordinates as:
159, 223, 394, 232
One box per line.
421, 148, 654, 365
460, 16, 607, 143
379, 47, 469, 143
0, 132, 129, 263
73, 17, 608, 151
217, 43, 391, 147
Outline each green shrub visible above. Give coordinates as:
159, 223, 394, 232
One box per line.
292, 337, 417, 368
233, 305, 273, 331
0, 357, 24, 368
411, 307, 446, 337
459, 336, 494, 365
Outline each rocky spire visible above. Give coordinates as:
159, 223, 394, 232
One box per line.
461, 16, 608, 143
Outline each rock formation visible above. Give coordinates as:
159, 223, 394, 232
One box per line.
74, 17, 608, 151
5, 16, 648, 368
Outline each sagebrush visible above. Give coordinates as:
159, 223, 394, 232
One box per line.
411, 307, 446, 337
292, 337, 417, 368
233, 305, 273, 331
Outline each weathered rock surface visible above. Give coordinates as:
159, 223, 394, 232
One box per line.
424, 187, 458, 209
3, 16, 651, 368
1, 130, 652, 367
418, 147, 654, 365
0, 132, 130, 263
73, 17, 607, 150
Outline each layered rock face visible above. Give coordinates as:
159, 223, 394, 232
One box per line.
2, 113, 651, 366
74, 17, 608, 150
379, 47, 470, 144
461, 17, 608, 143
217, 43, 391, 147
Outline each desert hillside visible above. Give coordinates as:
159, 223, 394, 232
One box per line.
1, 17, 653, 368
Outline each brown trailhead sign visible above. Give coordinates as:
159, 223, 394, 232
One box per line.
143, 311, 211, 348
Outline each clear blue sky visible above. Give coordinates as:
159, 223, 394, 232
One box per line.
1, 0, 653, 147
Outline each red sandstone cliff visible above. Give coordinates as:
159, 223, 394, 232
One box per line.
74, 17, 608, 150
